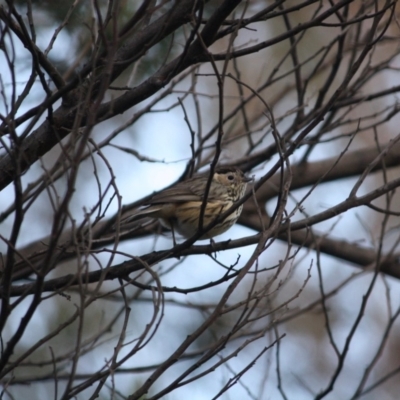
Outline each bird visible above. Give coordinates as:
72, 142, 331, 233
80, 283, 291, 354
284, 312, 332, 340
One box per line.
122, 167, 251, 241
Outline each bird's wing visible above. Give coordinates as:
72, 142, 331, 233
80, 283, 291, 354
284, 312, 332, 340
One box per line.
149, 184, 201, 204
148, 175, 218, 204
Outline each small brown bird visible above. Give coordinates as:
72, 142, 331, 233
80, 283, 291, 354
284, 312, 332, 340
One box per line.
124, 167, 251, 240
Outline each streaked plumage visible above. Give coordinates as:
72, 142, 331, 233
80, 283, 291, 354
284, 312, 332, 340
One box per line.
125, 167, 250, 239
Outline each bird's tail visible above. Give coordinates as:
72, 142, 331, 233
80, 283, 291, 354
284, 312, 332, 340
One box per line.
122, 205, 164, 223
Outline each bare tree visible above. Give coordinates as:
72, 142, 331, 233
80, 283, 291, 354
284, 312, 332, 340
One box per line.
1, 0, 400, 399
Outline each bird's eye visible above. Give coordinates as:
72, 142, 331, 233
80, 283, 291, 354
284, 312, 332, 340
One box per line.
227, 174, 234, 181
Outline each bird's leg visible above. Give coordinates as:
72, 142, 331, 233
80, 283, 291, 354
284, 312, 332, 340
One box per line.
170, 221, 177, 247
209, 238, 217, 258
169, 221, 182, 260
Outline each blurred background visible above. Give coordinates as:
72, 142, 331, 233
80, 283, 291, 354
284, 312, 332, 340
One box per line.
1, 1, 400, 399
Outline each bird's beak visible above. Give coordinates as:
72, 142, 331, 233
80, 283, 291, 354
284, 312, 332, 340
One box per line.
243, 175, 253, 183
